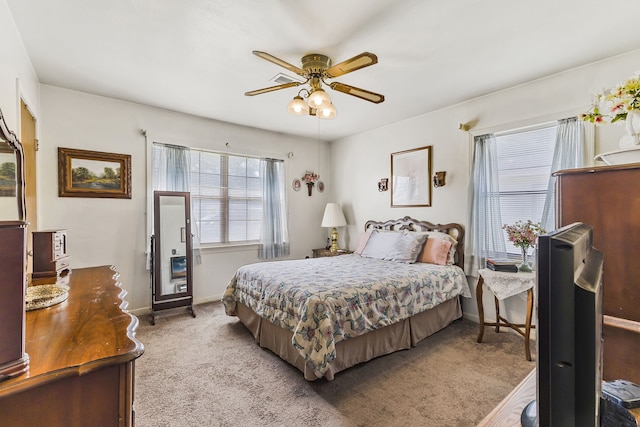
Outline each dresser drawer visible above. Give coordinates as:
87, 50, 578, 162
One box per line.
52, 231, 68, 260
55, 256, 70, 272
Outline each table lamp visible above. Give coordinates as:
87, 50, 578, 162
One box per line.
321, 203, 347, 253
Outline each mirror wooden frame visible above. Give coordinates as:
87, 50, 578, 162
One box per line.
0, 107, 29, 379
0, 108, 26, 220
150, 190, 195, 324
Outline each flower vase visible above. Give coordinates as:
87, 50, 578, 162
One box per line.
306, 182, 313, 196
518, 247, 532, 273
619, 110, 640, 148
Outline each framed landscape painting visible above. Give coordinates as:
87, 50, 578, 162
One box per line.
391, 145, 432, 207
58, 147, 131, 198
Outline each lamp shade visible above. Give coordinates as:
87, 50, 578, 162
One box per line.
287, 96, 309, 115
321, 203, 347, 228
318, 102, 337, 120
308, 88, 331, 108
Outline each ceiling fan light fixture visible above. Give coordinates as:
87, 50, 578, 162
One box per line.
308, 88, 331, 108
287, 95, 309, 115
246, 51, 384, 120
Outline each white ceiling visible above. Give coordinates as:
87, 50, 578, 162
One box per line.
7, 0, 640, 141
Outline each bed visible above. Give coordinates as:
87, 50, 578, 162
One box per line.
223, 216, 470, 381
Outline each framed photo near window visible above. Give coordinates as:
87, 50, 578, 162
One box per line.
391, 146, 432, 207
58, 147, 131, 198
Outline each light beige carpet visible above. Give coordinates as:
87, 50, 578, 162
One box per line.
134, 302, 535, 427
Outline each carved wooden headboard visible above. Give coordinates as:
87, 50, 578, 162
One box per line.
364, 216, 465, 269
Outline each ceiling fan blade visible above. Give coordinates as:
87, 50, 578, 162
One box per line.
244, 81, 303, 96
325, 52, 378, 78
329, 82, 385, 104
252, 51, 306, 76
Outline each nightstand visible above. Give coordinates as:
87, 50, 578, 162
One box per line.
476, 268, 536, 361
312, 248, 352, 258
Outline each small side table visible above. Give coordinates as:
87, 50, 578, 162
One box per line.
476, 268, 536, 361
312, 248, 352, 258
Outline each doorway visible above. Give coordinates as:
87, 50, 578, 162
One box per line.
21, 99, 37, 277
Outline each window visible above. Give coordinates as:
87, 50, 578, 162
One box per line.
466, 118, 585, 276
190, 149, 263, 245
494, 124, 556, 255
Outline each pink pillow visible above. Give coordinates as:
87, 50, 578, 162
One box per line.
418, 238, 452, 265
354, 231, 371, 255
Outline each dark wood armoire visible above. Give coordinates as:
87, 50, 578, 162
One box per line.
555, 163, 640, 384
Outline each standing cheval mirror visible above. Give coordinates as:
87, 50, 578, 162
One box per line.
0, 107, 29, 378
150, 191, 195, 324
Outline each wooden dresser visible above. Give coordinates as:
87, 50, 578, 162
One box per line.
0, 266, 144, 426
555, 164, 640, 384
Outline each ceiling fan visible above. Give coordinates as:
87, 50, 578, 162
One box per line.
245, 51, 385, 119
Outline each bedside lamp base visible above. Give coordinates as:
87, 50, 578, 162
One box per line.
330, 227, 339, 253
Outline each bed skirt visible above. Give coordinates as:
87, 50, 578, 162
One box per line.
235, 297, 462, 381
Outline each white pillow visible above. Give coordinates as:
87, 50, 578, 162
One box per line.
360, 230, 427, 263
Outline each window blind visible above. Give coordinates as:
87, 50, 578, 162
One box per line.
495, 124, 556, 255
189, 149, 263, 245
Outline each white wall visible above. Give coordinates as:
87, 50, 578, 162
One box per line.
330, 49, 640, 327
38, 85, 331, 312
0, 0, 39, 140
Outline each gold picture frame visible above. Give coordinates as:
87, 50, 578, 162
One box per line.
58, 147, 131, 199
391, 145, 432, 207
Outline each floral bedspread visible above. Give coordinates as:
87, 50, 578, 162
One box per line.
223, 254, 470, 377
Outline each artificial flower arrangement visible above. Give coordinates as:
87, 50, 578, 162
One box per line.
503, 220, 545, 249
302, 171, 319, 184
503, 220, 545, 272
581, 71, 640, 124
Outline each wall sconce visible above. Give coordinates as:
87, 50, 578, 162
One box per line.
433, 171, 446, 188
378, 178, 388, 192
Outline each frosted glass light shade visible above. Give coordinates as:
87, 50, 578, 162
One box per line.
308, 89, 331, 108
287, 96, 309, 115
318, 102, 336, 119
321, 203, 347, 228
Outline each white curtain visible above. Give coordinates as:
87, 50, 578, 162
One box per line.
259, 158, 289, 259
152, 143, 201, 264
465, 134, 507, 277
540, 117, 585, 232
152, 143, 190, 191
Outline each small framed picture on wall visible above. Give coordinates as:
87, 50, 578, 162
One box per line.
390, 145, 432, 207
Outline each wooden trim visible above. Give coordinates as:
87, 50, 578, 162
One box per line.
604, 315, 640, 334
553, 163, 640, 176
477, 368, 536, 426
